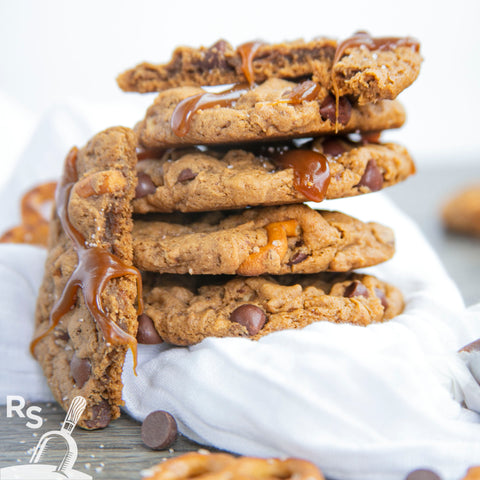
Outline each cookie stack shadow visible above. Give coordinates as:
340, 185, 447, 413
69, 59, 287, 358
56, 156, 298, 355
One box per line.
32, 33, 422, 427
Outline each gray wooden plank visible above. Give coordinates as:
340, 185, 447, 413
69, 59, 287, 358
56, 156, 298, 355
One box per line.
0, 403, 214, 479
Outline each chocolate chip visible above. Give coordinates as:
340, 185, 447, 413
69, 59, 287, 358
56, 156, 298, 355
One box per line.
374, 287, 389, 309
135, 172, 157, 198
83, 400, 112, 429
319, 94, 352, 125
357, 159, 383, 192
230, 304, 266, 335
55, 330, 70, 341
344, 281, 369, 298
405, 469, 443, 480
141, 410, 178, 450
137, 314, 163, 345
288, 252, 309, 265
460, 338, 480, 353
203, 40, 230, 70
322, 138, 347, 157
177, 168, 197, 183
70, 354, 91, 388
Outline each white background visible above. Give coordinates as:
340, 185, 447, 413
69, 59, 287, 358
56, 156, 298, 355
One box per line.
1, 0, 480, 183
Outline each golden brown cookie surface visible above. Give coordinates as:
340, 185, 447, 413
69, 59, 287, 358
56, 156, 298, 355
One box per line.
133, 136, 415, 213
33, 127, 141, 429
118, 33, 422, 106
139, 272, 404, 346
132, 204, 395, 275
135, 79, 406, 148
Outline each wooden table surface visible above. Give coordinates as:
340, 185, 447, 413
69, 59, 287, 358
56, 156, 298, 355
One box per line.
1, 163, 479, 479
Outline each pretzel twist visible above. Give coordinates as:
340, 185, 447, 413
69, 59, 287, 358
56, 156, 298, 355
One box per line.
142, 452, 324, 480
0, 181, 57, 247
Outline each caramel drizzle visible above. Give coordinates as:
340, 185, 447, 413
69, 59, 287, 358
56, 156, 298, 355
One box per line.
136, 147, 166, 161
333, 32, 420, 65
237, 40, 264, 86
171, 83, 249, 137
0, 181, 57, 247
237, 219, 298, 275
273, 148, 331, 202
30, 147, 143, 371
281, 80, 321, 104
331, 31, 420, 131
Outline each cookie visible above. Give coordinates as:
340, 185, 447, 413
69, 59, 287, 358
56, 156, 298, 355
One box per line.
442, 185, 480, 237
140, 272, 404, 346
133, 135, 415, 213
135, 78, 406, 148
132, 204, 395, 276
118, 32, 421, 105
32, 127, 142, 429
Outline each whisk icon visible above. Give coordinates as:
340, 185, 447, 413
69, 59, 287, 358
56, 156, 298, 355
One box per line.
29, 396, 86, 474
0, 396, 92, 479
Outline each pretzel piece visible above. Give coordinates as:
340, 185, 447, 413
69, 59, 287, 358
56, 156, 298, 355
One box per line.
463, 467, 480, 480
142, 452, 324, 480
0, 181, 57, 247
237, 219, 298, 275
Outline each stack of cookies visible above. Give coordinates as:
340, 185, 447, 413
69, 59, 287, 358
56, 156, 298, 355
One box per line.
32, 32, 422, 428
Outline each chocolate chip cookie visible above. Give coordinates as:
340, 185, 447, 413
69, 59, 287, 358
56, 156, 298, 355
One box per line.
135, 78, 406, 148
132, 204, 395, 276
32, 127, 142, 429
134, 135, 415, 213
118, 32, 422, 106
442, 184, 480, 237
139, 272, 404, 346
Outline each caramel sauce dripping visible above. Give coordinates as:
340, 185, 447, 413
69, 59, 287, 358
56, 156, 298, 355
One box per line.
274, 149, 331, 202
331, 31, 420, 131
136, 147, 166, 161
237, 219, 298, 275
0, 181, 57, 247
30, 147, 143, 371
333, 32, 420, 65
281, 80, 322, 104
171, 83, 249, 137
237, 40, 264, 86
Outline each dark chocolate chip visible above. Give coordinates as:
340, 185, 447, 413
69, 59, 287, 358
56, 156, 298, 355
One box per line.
459, 338, 480, 353
135, 172, 157, 198
83, 400, 112, 429
344, 281, 369, 298
137, 314, 163, 345
288, 252, 309, 266
405, 469, 443, 480
141, 410, 178, 450
322, 138, 347, 157
70, 354, 91, 388
357, 159, 383, 192
177, 168, 197, 183
55, 330, 70, 341
319, 94, 352, 125
203, 40, 230, 70
230, 304, 266, 336
374, 287, 389, 309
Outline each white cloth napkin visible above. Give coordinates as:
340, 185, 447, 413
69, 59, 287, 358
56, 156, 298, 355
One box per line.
1, 105, 480, 480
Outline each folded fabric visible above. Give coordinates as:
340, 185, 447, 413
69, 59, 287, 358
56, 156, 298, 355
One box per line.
122, 195, 480, 480
1, 106, 480, 480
